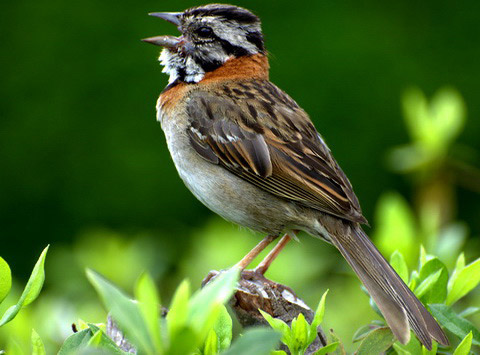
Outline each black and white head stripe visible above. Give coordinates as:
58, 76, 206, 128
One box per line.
182, 4, 265, 53
159, 4, 265, 84
184, 4, 260, 25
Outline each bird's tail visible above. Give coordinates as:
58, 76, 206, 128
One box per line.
328, 222, 449, 350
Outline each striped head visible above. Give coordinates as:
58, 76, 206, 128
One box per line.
143, 4, 265, 84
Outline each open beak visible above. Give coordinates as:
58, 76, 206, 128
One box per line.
148, 12, 182, 26
142, 12, 183, 48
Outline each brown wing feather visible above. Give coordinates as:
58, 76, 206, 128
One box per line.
186, 80, 366, 224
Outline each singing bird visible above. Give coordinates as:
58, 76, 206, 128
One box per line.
143, 4, 448, 349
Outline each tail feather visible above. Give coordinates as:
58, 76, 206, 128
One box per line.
328, 222, 449, 349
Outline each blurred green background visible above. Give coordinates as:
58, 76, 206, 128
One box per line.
1, 0, 480, 352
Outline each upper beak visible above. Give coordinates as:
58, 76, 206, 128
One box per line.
148, 12, 182, 26
142, 12, 183, 48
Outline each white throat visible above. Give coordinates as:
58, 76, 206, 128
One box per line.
159, 49, 206, 84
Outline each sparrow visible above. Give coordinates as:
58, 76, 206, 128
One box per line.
143, 4, 449, 349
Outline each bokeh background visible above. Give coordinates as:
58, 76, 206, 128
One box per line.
1, 0, 479, 352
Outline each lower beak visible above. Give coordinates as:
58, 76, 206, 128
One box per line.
143, 11, 183, 48
142, 35, 181, 48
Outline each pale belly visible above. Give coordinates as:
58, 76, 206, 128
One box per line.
160, 111, 303, 235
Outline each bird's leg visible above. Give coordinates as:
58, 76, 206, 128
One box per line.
255, 233, 293, 275
241, 231, 297, 298
234, 234, 278, 270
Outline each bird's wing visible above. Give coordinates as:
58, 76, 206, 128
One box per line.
186, 80, 366, 223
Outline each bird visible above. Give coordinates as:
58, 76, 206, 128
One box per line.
143, 4, 449, 349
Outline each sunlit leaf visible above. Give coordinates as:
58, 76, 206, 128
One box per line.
392, 343, 412, 355
0, 257, 12, 304
135, 273, 162, 352
188, 269, 239, 341
312, 289, 329, 330
87, 324, 125, 354
422, 341, 437, 355
0, 245, 49, 326
166, 326, 197, 355
447, 256, 480, 305
453, 331, 473, 355
429, 304, 480, 345
430, 87, 466, 147
204, 328, 218, 355
166, 279, 191, 338
292, 313, 309, 350
214, 305, 232, 352
260, 310, 292, 345
416, 258, 448, 304
390, 251, 409, 283
87, 330, 103, 347
414, 269, 442, 299
31, 329, 46, 355
419, 246, 428, 267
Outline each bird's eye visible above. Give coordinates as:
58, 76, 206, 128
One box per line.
195, 26, 214, 38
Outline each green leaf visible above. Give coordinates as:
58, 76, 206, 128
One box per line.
390, 251, 409, 283
87, 330, 103, 347
422, 341, 437, 355
58, 329, 92, 355
31, 329, 46, 355
314, 342, 339, 355
414, 269, 442, 298
87, 324, 125, 354
222, 328, 281, 355
328, 329, 346, 355
0, 257, 12, 304
22, 245, 49, 306
0, 245, 49, 326
374, 193, 417, 264
429, 87, 466, 147
392, 343, 412, 355
166, 326, 198, 355
292, 313, 309, 350
188, 268, 239, 340
260, 310, 292, 345
312, 290, 328, 330
166, 279, 191, 338
459, 307, 480, 318
453, 331, 473, 355
86, 269, 154, 354
204, 328, 218, 355
419, 245, 428, 267
352, 324, 376, 343
393, 335, 421, 355
447, 257, 480, 305
213, 305, 232, 352
416, 258, 448, 304
456, 253, 466, 271
429, 304, 480, 346
135, 273, 162, 352
356, 327, 395, 355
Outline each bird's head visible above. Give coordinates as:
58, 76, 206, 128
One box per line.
143, 4, 265, 84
